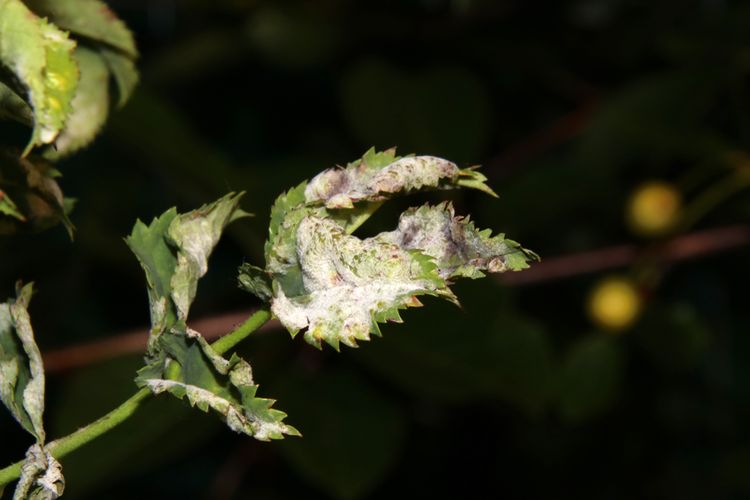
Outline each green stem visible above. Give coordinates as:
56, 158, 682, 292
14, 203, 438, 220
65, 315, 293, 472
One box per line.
211, 308, 271, 355
0, 308, 271, 488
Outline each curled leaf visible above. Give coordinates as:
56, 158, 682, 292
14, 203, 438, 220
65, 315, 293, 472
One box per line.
305, 149, 496, 209
137, 330, 298, 441
272, 215, 450, 349
0, 283, 46, 442
0, 0, 79, 154
126, 193, 248, 356
13, 444, 64, 500
376, 202, 539, 278
249, 149, 537, 350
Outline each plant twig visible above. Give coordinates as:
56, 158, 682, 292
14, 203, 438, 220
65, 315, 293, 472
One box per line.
499, 224, 750, 286
37, 225, 750, 374
0, 308, 272, 489
42, 311, 280, 373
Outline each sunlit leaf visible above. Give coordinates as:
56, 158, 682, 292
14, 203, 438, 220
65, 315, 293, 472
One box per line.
0, 0, 79, 154
24, 0, 137, 57
46, 47, 110, 158
13, 444, 64, 500
0, 283, 46, 442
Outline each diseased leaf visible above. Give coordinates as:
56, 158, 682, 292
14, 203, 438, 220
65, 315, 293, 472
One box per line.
126, 193, 248, 356
304, 150, 496, 209
0, 0, 79, 154
271, 215, 450, 350
250, 149, 537, 350
0, 283, 46, 442
126, 207, 178, 355
45, 47, 110, 158
13, 444, 64, 500
23, 0, 138, 57
167, 193, 250, 320
137, 330, 298, 441
0, 150, 73, 237
376, 202, 539, 278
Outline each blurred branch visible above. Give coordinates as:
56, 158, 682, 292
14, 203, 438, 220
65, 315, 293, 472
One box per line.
500, 224, 750, 286
41, 225, 750, 373
43, 310, 281, 373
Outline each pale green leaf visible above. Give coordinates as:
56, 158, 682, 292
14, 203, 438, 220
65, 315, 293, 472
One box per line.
13, 444, 64, 500
24, 0, 137, 57
0, 0, 79, 154
0, 283, 46, 442
0, 150, 74, 237
137, 330, 298, 441
45, 47, 110, 158
126, 193, 248, 356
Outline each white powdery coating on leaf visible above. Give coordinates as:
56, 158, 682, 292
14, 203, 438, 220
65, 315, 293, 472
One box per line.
271, 216, 441, 347
145, 378, 292, 441
146, 379, 242, 428
304, 156, 459, 208
14, 444, 64, 500
10, 292, 47, 443
378, 203, 530, 278
273, 282, 427, 347
167, 194, 244, 320
252, 419, 289, 442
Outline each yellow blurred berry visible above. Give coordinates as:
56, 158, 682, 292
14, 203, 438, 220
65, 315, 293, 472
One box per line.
626, 181, 682, 237
587, 277, 642, 332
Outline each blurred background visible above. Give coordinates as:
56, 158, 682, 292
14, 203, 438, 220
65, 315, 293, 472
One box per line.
2, 0, 750, 498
